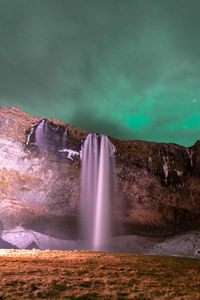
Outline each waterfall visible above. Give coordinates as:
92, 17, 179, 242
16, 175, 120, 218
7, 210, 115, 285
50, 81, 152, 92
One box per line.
80, 134, 117, 251
35, 119, 49, 153
62, 128, 68, 148
35, 120, 69, 157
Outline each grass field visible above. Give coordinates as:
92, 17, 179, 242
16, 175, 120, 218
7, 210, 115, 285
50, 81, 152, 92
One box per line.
0, 249, 199, 299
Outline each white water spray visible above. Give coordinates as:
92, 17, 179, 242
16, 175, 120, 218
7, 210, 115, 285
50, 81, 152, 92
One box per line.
80, 134, 117, 251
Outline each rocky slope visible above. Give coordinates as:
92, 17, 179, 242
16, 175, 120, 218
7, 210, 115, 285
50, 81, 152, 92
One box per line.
0, 105, 200, 242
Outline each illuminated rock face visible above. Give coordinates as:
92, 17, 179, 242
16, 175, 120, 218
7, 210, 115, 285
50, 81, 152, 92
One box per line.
0, 105, 200, 240
0, 106, 85, 240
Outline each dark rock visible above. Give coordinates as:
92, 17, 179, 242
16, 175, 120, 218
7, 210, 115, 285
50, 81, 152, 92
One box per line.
25, 241, 39, 250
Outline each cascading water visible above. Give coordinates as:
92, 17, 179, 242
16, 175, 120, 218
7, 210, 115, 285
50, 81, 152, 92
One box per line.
62, 128, 68, 148
35, 119, 49, 153
80, 133, 117, 251
35, 119, 69, 156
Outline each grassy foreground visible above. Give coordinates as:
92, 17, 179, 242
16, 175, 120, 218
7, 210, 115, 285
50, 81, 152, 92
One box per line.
0, 250, 199, 299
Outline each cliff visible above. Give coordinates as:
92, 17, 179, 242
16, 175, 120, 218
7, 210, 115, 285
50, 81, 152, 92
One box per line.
0, 105, 199, 240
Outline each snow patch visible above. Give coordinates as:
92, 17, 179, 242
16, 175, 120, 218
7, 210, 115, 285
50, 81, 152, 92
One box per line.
148, 157, 153, 170
0, 137, 45, 175
175, 169, 183, 177
195, 249, 200, 257
111, 143, 116, 156
153, 231, 200, 257
58, 148, 80, 161
26, 125, 36, 146
162, 156, 169, 184
2, 226, 34, 249
2, 226, 80, 250
186, 149, 194, 167
2, 226, 200, 257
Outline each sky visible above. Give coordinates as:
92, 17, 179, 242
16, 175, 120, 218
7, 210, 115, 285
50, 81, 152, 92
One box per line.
0, 0, 200, 146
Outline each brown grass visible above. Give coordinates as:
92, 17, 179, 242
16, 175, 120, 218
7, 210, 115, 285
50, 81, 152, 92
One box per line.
0, 249, 199, 299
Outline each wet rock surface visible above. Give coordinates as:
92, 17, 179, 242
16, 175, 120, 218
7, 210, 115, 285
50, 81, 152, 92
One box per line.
0, 105, 200, 240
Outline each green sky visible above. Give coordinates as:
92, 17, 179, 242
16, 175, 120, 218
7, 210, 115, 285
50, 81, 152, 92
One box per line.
0, 0, 200, 146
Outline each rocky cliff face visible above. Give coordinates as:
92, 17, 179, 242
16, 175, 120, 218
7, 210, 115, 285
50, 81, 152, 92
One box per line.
0, 105, 199, 241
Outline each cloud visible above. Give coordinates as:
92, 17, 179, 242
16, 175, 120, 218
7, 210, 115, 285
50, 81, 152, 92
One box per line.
0, 0, 200, 146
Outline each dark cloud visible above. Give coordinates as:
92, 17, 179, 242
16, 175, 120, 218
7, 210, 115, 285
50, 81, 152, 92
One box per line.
69, 107, 137, 140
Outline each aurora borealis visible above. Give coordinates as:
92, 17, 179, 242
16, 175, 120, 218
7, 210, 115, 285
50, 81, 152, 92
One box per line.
0, 0, 200, 146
